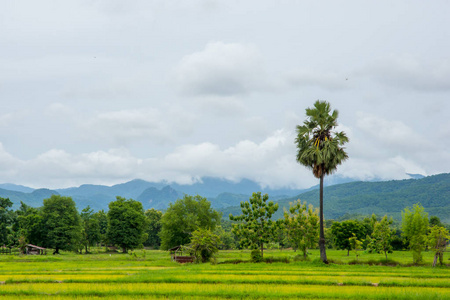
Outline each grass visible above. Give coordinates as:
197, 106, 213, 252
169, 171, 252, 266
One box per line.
0, 248, 448, 299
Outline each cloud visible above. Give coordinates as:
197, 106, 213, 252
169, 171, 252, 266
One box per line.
174, 42, 266, 96
82, 107, 196, 145
0, 130, 315, 189
356, 112, 428, 153
286, 70, 350, 90
362, 55, 450, 92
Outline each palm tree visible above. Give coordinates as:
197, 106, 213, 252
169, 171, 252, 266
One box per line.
295, 100, 349, 263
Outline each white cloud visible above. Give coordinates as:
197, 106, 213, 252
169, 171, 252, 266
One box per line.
82, 107, 196, 145
175, 42, 266, 96
286, 70, 350, 90
356, 112, 428, 153
362, 55, 450, 91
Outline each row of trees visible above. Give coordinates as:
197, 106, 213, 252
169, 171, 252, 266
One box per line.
0, 193, 448, 265
0, 195, 162, 254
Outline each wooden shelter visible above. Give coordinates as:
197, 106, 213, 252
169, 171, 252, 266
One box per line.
168, 245, 195, 263
26, 244, 46, 255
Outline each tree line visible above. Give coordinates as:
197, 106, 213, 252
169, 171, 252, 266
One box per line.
0, 193, 448, 266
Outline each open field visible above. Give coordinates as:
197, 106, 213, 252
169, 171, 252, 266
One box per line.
0, 249, 448, 299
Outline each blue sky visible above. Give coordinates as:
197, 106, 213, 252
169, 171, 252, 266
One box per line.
1, 1, 449, 188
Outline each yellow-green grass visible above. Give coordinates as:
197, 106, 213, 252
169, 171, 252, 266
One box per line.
0, 249, 448, 299
0, 282, 449, 299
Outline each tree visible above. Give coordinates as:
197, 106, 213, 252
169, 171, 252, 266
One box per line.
402, 203, 429, 264
229, 192, 279, 259
283, 200, 319, 258
295, 100, 349, 263
331, 220, 365, 256
429, 216, 443, 227
16, 202, 46, 247
107, 197, 148, 253
93, 210, 108, 246
367, 215, 394, 260
159, 195, 221, 250
348, 233, 363, 260
144, 208, 163, 249
189, 228, 221, 263
0, 197, 14, 247
80, 206, 101, 253
427, 225, 449, 267
42, 195, 82, 254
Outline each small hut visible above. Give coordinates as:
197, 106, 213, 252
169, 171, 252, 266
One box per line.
168, 245, 195, 263
26, 244, 46, 255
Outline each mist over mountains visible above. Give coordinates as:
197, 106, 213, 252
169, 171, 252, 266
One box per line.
1, 173, 448, 223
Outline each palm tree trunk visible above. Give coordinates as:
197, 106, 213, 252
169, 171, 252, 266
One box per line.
319, 174, 328, 263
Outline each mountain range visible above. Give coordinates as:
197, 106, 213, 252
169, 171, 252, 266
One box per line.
0, 173, 448, 223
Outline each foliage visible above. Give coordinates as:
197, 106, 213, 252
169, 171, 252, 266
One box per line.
348, 233, 363, 260
159, 195, 221, 250
251, 249, 263, 262
229, 192, 279, 258
214, 225, 237, 249
401, 203, 429, 264
367, 216, 394, 260
41, 195, 82, 253
80, 206, 101, 253
0, 197, 14, 246
107, 197, 148, 253
144, 208, 162, 249
93, 209, 108, 245
283, 200, 319, 257
427, 225, 449, 267
331, 220, 365, 255
15, 202, 46, 246
295, 100, 349, 263
189, 228, 221, 263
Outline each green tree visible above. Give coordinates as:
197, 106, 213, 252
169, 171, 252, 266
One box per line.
427, 225, 449, 267
16, 202, 46, 247
42, 195, 82, 254
107, 197, 148, 253
429, 216, 443, 227
80, 206, 101, 253
159, 195, 221, 250
367, 215, 394, 260
189, 228, 221, 263
214, 225, 237, 250
229, 192, 279, 259
402, 203, 429, 264
283, 200, 319, 258
93, 210, 108, 245
144, 208, 163, 249
331, 220, 365, 256
348, 233, 363, 260
0, 197, 14, 247
295, 100, 349, 263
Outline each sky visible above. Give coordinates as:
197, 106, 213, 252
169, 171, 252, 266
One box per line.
1, 0, 449, 189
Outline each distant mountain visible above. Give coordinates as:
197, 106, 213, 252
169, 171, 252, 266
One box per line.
2, 174, 448, 222
220, 173, 450, 223
0, 187, 59, 209
0, 177, 307, 211
0, 183, 34, 193
137, 186, 182, 210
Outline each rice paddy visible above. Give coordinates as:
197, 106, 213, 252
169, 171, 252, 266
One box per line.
0, 249, 448, 299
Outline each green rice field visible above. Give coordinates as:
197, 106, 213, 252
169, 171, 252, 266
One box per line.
0, 249, 448, 299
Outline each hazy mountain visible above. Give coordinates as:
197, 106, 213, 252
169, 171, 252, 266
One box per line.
0, 183, 34, 193
220, 173, 450, 223
1, 174, 447, 222
137, 186, 182, 210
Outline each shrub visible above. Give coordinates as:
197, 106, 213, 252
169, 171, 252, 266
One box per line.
251, 249, 263, 262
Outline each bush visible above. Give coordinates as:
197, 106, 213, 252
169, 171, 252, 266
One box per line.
251, 249, 263, 262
